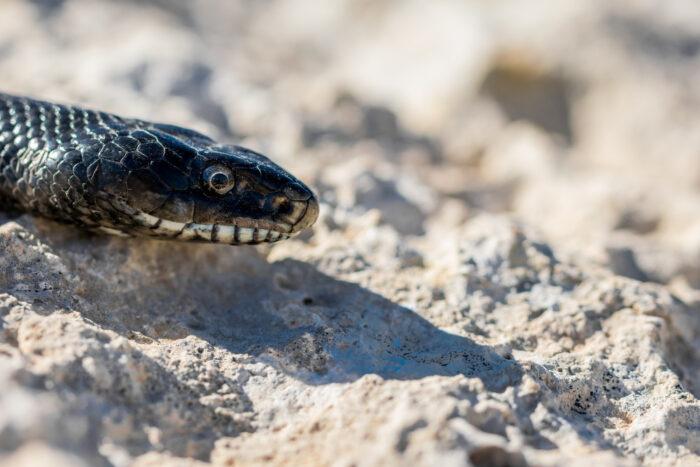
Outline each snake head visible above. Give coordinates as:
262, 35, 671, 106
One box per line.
96, 125, 318, 244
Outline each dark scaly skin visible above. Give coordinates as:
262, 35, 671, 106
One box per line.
0, 93, 318, 244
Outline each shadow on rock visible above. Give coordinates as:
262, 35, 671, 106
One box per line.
211, 259, 522, 391
2, 219, 521, 393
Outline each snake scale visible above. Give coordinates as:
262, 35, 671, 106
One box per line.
0, 92, 318, 244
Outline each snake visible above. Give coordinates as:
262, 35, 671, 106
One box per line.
0, 92, 318, 244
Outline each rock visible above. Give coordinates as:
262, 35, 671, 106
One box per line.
0, 0, 698, 465
1, 213, 697, 466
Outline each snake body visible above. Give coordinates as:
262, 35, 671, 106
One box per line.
0, 93, 318, 244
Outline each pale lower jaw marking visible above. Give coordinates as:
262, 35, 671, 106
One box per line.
98, 226, 131, 237
180, 223, 214, 241
130, 211, 290, 244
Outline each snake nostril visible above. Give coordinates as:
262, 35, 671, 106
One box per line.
279, 197, 292, 214
268, 194, 292, 214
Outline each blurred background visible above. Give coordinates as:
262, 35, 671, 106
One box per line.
1, 0, 699, 302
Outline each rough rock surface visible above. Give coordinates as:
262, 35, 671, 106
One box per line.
0, 1, 699, 466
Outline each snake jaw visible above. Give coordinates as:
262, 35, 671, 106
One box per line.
124, 208, 293, 244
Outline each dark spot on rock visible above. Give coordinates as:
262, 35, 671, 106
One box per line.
480, 63, 573, 144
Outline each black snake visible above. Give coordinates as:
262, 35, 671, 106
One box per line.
0, 93, 318, 244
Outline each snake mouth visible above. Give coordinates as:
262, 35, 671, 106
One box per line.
129, 210, 295, 244
104, 195, 315, 244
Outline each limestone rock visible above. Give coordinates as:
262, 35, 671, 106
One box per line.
0, 0, 698, 466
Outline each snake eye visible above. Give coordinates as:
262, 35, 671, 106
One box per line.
203, 164, 234, 195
